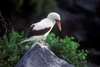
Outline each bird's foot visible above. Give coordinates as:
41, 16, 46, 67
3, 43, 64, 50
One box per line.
37, 41, 50, 49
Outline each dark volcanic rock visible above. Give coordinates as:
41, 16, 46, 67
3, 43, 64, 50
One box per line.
15, 42, 74, 67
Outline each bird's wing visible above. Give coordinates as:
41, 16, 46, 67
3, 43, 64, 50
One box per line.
25, 23, 51, 38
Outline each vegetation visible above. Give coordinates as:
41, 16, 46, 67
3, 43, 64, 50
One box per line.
0, 30, 87, 67
0, 30, 28, 67
46, 33, 88, 67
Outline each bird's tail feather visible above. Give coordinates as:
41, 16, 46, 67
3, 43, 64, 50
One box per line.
17, 40, 30, 45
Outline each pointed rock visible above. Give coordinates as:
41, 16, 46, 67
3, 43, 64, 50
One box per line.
15, 42, 75, 67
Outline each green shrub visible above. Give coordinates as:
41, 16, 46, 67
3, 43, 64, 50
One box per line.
0, 31, 88, 67
46, 33, 88, 67
0, 30, 30, 67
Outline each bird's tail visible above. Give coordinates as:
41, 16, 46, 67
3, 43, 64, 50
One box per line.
17, 40, 30, 45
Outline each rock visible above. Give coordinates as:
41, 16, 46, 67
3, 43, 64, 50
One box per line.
15, 42, 75, 67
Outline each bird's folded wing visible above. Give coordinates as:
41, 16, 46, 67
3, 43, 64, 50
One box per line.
25, 24, 51, 38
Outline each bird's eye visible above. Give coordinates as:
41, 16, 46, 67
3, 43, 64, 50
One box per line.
55, 19, 59, 22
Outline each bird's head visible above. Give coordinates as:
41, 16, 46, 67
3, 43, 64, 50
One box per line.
47, 12, 61, 31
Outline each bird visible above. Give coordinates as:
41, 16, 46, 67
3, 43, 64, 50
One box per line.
17, 12, 61, 45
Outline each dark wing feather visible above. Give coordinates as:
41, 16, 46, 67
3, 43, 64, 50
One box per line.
25, 25, 51, 38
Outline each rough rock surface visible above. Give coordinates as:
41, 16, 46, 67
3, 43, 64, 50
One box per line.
15, 42, 75, 67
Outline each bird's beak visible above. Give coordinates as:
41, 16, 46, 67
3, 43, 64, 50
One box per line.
57, 21, 61, 31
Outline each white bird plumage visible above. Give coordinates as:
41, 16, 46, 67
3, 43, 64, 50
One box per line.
18, 12, 61, 45
32, 18, 54, 30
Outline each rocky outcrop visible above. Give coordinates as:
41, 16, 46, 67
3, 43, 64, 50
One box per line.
15, 42, 74, 67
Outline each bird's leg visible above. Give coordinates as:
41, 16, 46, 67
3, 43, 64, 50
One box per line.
44, 40, 47, 45
41, 39, 47, 45
38, 40, 42, 43
43, 40, 50, 49
38, 39, 46, 45
37, 39, 50, 49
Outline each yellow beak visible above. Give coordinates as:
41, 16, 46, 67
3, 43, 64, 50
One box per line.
57, 22, 61, 31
